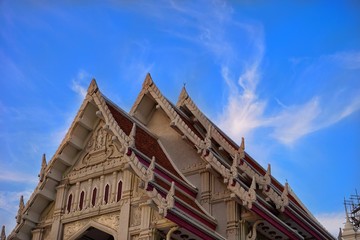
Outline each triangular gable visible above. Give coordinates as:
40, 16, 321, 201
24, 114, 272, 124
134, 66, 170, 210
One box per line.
10, 78, 225, 240
176, 86, 335, 239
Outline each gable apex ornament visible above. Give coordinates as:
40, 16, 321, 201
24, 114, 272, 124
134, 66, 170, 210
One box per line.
176, 86, 189, 107
143, 73, 154, 89
16, 195, 24, 224
87, 78, 99, 95
38, 153, 47, 182
0, 225, 5, 240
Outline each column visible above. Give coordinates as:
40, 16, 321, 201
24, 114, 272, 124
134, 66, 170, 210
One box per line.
31, 228, 43, 240
73, 182, 80, 211
111, 171, 117, 203
98, 175, 105, 206
226, 200, 240, 240
117, 169, 133, 240
86, 178, 92, 209
239, 219, 248, 240
200, 170, 211, 212
138, 203, 156, 240
50, 181, 68, 240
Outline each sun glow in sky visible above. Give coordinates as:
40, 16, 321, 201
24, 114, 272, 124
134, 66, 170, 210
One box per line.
1, 1, 360, 236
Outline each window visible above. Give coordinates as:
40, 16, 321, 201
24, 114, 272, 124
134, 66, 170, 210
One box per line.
67, 194, 72, 213
79, 191, 85, 210
117, 181, 122, 202
92, 188, 97, 206
104, 184, 110, 204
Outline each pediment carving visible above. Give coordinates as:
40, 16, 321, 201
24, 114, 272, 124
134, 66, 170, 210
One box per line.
74, 122, 122, 171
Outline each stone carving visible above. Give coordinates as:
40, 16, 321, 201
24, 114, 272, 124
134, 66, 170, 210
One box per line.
63, 213, 120, 239
130, 206, 141, 227
94, 213, 120, 231
72, 123, 122, 171
64, 221, 86, 240
246, 220, 265, 240
151, 210, 162, 223
42, 228, 51, 240
131, 234, 139, 240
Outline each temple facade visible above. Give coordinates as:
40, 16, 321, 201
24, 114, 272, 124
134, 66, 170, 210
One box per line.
4, 74, 335, 240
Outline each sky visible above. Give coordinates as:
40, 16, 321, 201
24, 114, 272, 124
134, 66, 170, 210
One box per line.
0, 0, 359, 237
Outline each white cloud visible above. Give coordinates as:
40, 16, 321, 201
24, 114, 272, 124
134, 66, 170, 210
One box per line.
71, 69, 90, 99
218, 47, 360, 145
0, 190, 33, 236
315, 211, 345, 237
0, 170, 38, 184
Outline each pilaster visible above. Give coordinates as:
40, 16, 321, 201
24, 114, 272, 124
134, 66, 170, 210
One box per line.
117, 169, 133, 240
200, 170, 211, 212
138, 202, 156, 240
111, 171, 118, 203
31, 228, 43, 240
50, 181, 68, 240
98, 175, 105, 205
239, 219, 248, 240
226, 200, 240, 240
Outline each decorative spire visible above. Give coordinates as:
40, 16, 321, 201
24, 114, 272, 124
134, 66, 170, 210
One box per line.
128, 123, 136, 148
87, 78, 98, 95
238, 137, 245, 159
176, 85, 189, 107
145, 156, 156, 190
0, 225, 5, 240
279, 182, 290, 211
143, 73, 153, 89
246, 176, 257, 208
337, 227, 342, 240
16, 195, 24, 224
38, 153, 47, 182
264, 164, 271, 181
166, 182, 175, 209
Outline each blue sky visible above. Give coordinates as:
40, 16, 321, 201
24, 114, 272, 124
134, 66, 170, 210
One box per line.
1, 1, 359, 236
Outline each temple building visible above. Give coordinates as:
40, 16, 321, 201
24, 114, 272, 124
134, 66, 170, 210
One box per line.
4, 74, 335, 240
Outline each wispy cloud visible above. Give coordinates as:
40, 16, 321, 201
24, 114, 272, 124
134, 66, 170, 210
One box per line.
71, 69, 90, 99
161, 1, 360, 146
0, 170, 38, 184
0, 190, 33, 235
315, 211, 345, 237
218, 45, 360, 145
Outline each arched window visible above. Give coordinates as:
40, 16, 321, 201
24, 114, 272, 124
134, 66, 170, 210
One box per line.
104, 184, 110, 204
92, 188, 97, 207
67, 194, 72, 213
79, 191, 85, 210
117, 181, 122, 202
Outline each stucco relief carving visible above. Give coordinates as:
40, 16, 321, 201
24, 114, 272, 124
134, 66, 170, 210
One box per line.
151, 210, 162, 223
63, 213, 120, 239
94, 213, 120, 231
64, 221, 87, 240
79, 123, 121, 168
131, 235, 139, 240
42, 228, 51, 240
130, 206, 141, 227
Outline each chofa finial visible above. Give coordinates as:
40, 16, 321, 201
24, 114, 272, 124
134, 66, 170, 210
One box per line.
16, 195, 24, 224
87, 78, 98, 95
38, 153, 47, 182
0, 225, 6, 240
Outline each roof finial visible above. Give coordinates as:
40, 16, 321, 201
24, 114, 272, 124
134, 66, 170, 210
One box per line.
337, 227, 342, 240
16, 195, 24, 224
143, 73, 153, 88
38, 153, 47, 182
128, 123, 136, 148
240, 137, 245, 151
87, 78, 98, 95
176, 84, 189, 107
0, 225, 5, 240
237, 137, 245, 159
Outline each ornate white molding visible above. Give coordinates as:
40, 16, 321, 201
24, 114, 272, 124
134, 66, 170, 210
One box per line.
246, 220, 265, 240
